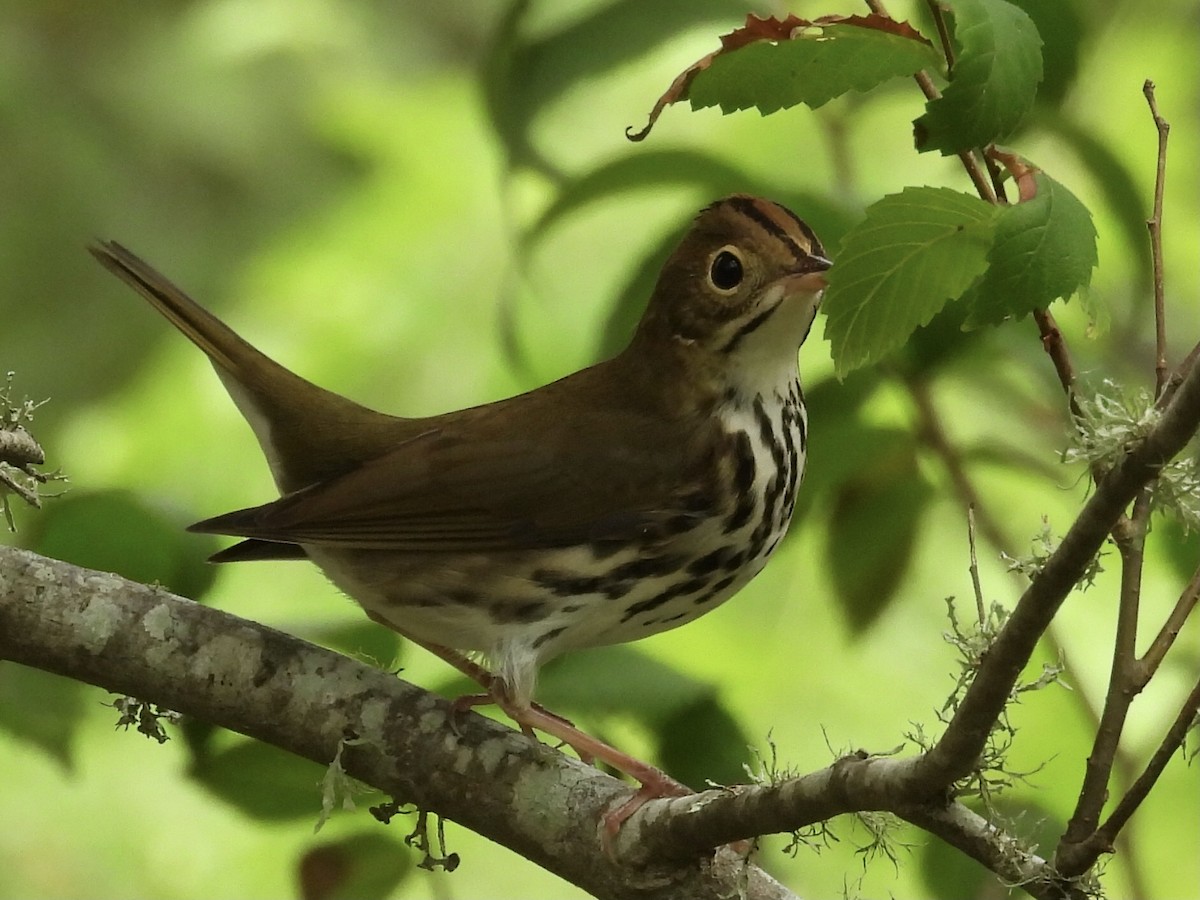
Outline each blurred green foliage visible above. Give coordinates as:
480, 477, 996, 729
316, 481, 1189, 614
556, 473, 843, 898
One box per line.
1, 1, 1198, 899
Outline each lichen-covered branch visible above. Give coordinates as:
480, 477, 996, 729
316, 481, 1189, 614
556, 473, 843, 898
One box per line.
0, 546, 797, 900
920, 351, 1200, 789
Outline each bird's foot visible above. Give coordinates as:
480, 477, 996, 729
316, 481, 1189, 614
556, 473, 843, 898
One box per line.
499, 697, 692, 839
448, 691, 578, 746
391, 630, 692, 835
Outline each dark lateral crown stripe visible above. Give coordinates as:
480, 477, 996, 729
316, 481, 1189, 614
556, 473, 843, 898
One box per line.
725, 196, 824, 262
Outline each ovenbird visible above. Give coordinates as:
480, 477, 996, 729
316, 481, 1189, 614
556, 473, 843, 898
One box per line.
91, 195, 829, 801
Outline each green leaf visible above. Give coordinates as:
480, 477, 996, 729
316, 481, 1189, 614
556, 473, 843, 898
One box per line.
538, 645, 749, 790
28, 490, 217, 600
528, 151, 754, 243
914, 0, 1043, 154
963, 172, 1098, 327
822, 187, 1000, 377
1041, 113, 1151, 288
688, 19, 941, 116
1005, 0, 1086, 107
656, 695, 751, 790
896, 300, 984, 375
0, 664, 87, 769
825, 442, 933, 633
192, 739, 330, 821
484, 0, 743, 169
299, 833, 411, 900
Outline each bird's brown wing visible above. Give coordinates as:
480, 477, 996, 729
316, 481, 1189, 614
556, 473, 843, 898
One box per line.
190, 402, 721, 553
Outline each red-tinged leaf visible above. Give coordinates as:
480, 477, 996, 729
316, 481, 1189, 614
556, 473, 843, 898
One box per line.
718, 13, 803, 50
629, 13, 937, 141
718, 13, 931, 52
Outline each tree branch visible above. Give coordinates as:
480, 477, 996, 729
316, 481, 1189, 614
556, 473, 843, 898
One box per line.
917, 348, 1200, 788
1138, 561, 1200, 679
0, 546, 797, 900
1058, 671, 1200, 877
1061, 505, 1148, 848
0, 541, 1099, 900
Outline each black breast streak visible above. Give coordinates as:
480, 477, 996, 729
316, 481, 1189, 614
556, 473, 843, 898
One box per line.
620, 576, 710, 623
779, 385, 806, 527
488, 600, 550, 625
532, 569, 608, 598
722, 429, 757, 533
687, 545, 733, 576
532, 626, 567, 650
749, 394, 787, 557
692, 573, 737, 607
781, 398, 798, 506
732, 431, 756, 494
608, 554, 686, 582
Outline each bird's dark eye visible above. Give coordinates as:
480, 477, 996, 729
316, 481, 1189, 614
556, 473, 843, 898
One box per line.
708, 249, 744, 292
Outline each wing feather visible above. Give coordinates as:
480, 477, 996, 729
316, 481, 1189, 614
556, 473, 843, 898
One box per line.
191, 402, 723, 552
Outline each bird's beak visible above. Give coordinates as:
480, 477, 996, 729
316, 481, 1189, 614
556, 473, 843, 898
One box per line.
788, 255, 832, 294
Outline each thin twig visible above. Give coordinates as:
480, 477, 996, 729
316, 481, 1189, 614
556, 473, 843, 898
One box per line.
924, 0, 956, 73
862, 9, 1182, 895
1060, 507, 1148, 850
917, 351, 1200, 792
866, 0, 996, 203
1138, 561, 1200, 681
905, 377, 1115, 762
1059, 672, 1200, 876
967, 506, 986, 625
1159, 339, 1200, 408
1098, 673, 1200, 838
983, 151, 1010, 206
1059, 83, 1184, 875
1143, 80, 1170, 397
1032, 309, 1081, 415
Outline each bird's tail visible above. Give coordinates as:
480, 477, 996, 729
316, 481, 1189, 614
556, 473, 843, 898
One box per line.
90, 241, 401, 492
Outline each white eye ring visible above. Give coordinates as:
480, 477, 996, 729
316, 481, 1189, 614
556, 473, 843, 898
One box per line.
707, 246, 745, 293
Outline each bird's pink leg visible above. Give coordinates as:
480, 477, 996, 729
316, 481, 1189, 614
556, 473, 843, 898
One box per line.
379, 620, 693, 832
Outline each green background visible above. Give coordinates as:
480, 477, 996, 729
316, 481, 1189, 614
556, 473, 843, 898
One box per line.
2, 1, 1198, 898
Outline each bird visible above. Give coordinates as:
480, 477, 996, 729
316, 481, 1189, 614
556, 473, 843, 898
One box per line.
90, 194, 829, 808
